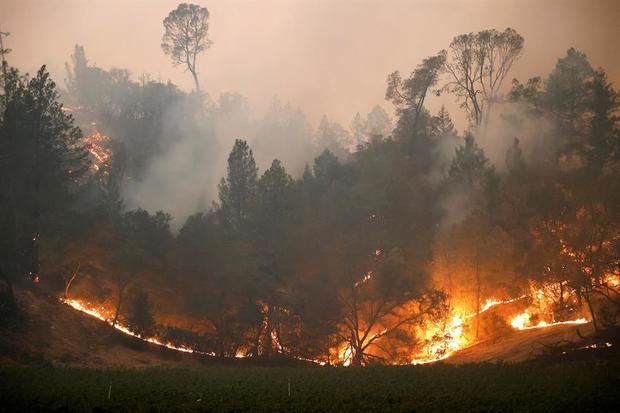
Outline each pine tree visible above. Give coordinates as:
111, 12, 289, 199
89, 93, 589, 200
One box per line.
431, 106, 457, 138
218, 139, 258, 230
448, 135, 496, 189
0, 66, 89, 284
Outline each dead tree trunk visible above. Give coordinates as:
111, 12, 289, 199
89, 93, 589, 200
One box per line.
63, 263, 81, 298
112, 276, 128, 326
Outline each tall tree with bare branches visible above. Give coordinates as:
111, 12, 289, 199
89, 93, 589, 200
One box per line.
444, 28, 523, 132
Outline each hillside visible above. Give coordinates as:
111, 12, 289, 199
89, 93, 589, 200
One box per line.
2, 286, 611, 369
446, 323, 595, 364
0, 288, 214, 368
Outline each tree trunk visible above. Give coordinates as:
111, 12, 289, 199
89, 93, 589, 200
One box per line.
583, 289, 599, 332
191, 70, 200, 94
112, 279, 126, 326
352, 345, 364, 367
64, 263, 80, 298
557, 281, 564, 322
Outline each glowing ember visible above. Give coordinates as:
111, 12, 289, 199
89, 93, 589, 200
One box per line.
81, 123, 113, 177
354, 271, 373, 287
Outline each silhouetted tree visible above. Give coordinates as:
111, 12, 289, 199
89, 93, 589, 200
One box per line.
218, 139, 259, 231
161, 3, 212, 93
444, 28, 523, 130
386, 51, 446, 138
0, 66, 89, 285
126, 289, 156, 337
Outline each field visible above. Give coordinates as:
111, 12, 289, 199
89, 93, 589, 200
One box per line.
1, 361, 618, 412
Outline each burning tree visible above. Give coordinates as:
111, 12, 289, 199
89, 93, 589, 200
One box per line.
338, 249, 446, 366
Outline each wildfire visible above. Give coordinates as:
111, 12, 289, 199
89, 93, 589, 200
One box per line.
604, 273, 620, 287
478, 296, 527, 315
411, 314, 465, 365
61, 298, 214, 356
510, 310, 588, 330
82, 123, 113, 176
338, 345, 354, 367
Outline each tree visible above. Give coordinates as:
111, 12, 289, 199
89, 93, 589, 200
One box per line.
254, 159, 295, 356
351, 106, 392, 148
315, 116, 352, 158
586, 69, 618, 170
177, 212, 261, 357
161, 3, 212, 93
218, 139, 259, 231
386, 51, 446, 138
0, 66, 89, 286
339, 250, 446, 365
448, 135, 496, 191
0, 27, 10, 100
505, 138, 526, 175
126, 289, 156, 337
433, 211, 515, 338
431, 106, 457, 139
544, 48, 594, 137
444, 28, 524, 131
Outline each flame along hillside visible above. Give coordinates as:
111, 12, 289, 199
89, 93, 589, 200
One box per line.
42, 104, 620, 367
2, 37, 620, 370
58, 274, 616, 366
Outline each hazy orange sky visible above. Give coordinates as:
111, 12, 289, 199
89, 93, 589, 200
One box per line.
2, 0, 619, 129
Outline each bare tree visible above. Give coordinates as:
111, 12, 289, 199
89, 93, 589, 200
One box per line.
444, 28, 523, 131
338, 250, 446, 366
161, 3, 212, 93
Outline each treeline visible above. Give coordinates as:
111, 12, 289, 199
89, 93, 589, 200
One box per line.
1, 29, 619, 365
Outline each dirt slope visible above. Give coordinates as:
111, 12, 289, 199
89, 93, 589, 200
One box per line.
0, 288, 211, 368
446, 323, 594, 364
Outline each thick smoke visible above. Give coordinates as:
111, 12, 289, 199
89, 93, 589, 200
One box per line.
119, 89, 388, 227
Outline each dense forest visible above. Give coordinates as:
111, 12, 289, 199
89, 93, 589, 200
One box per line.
1, 8, 619, 368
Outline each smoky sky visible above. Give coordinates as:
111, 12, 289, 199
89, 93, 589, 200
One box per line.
2, 0, 619, 131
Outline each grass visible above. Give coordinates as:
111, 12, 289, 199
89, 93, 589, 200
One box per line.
0, 360, 618, 412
